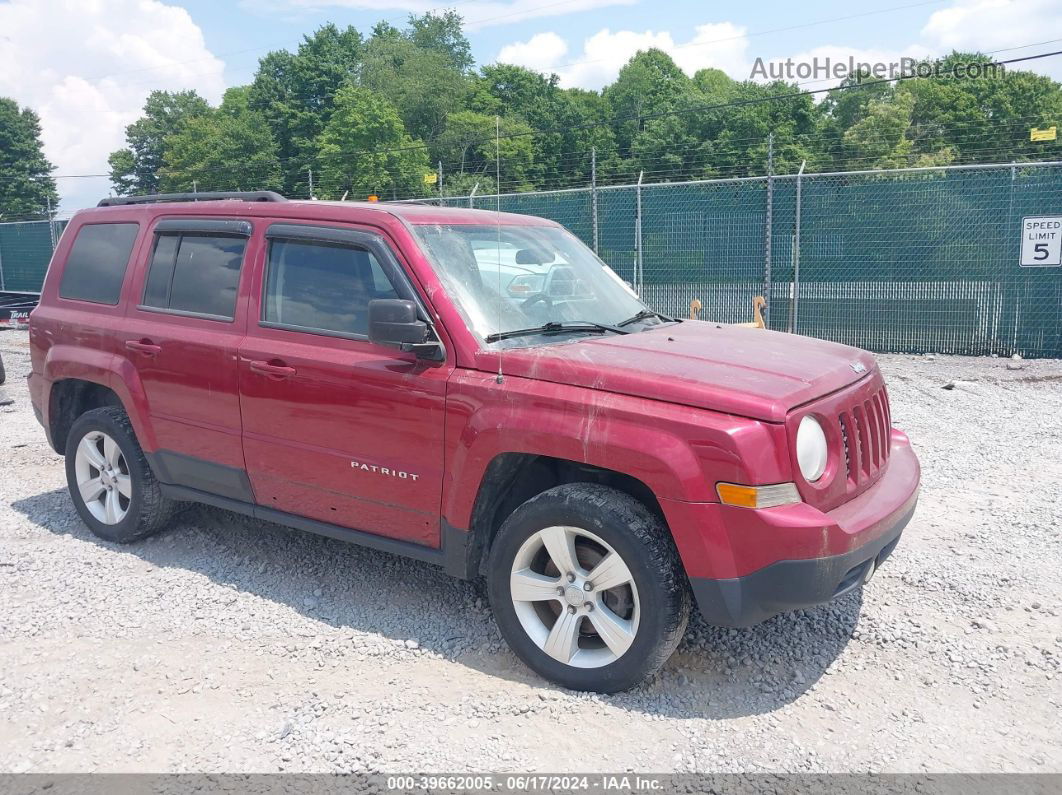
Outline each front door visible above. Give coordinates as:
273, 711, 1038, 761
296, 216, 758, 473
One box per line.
237, 222, 451, 547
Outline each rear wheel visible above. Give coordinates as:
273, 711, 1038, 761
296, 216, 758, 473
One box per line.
487, 483, 690, 692
64, 407, 175, 543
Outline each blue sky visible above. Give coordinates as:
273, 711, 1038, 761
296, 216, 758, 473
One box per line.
169, 0, 994, 89
172, 0, 1062, 89
1, 0, 1059, 212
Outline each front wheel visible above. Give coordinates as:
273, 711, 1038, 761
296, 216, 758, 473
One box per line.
487, 483, 690, 692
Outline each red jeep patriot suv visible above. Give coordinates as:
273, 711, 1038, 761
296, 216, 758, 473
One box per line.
29, 191, 919, 692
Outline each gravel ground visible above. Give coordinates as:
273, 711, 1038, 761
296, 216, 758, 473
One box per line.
0, 328, 1059, 774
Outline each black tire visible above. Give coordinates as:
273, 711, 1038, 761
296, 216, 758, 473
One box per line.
64, 406, 175, 543
487, 483, 690, 693
0, 352, 6, 385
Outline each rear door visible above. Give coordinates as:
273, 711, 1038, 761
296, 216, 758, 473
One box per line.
121, 217, 256, 499
236, 222, 451, 547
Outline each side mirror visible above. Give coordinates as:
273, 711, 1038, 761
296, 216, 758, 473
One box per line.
368, 299, 443, 361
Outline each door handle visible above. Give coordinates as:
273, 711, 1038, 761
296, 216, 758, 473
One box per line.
125, 339, 161, 356
249, 359, 297, 378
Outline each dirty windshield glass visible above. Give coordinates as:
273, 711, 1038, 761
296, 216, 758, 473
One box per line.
412, 223, 651, 345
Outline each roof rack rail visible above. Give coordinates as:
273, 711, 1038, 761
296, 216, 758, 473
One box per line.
97, 191, 287, 207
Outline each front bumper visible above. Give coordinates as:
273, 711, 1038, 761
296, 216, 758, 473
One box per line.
671, 432, 919, 627
689, 498, 913, 627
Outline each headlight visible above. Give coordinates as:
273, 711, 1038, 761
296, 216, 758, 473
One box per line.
796, 415, 828, 482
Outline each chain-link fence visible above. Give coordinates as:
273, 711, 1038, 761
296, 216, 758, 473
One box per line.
3, 160, 1060, 356
436, 160, 1062, 358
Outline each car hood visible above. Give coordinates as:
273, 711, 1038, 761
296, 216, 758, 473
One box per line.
484, 321, 877, 422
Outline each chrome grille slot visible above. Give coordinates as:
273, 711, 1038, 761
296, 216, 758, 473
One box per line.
791, 373, 893, 512
839, 413, 852, 482
836, 385, 891, 491
853, 404, 870, 478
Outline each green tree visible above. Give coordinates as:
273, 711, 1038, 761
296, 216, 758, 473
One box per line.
900, 53, 1062, 165
248, 24, 364, 195
556, 88, 619, 185
0, 98, 57, 218
819, 69, 896, 168
433, 110, 535, 192
471, 65, 618, 188
107, 90, 210, 194
314, 84, 430, 199
821, 55, 1062, 171
843, 89, 917, 168
698, 80, 825, 176
605, 49, 694, 158
407, 10, 474, 73
106, 149, 138, 196
361, 20, 470, 142
630, 106, 710, 180
692, 67, 738, 100
472, 64, 558, 177
108, 7, 1062, 200
159, 87, 282, 193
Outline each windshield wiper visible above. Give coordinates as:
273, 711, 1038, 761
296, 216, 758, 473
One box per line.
616, 309, 677, 327
485, 321, 630, 343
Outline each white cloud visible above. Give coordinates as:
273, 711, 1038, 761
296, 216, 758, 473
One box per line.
497, 32, 570, 68
275, 0, 637, 30
922, 0, 1062, 79
495, 0, 1062, 92
0, 0, 226, 214
498, 23, 751, 90
924, 0, 1045, 49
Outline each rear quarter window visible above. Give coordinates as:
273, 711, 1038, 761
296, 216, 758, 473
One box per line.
141, 232, 247, 320
58, 222, 139, 304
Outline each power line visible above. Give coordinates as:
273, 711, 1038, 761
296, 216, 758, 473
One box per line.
297, 48, 1062, 167
3, 49, 1059, 196
132, 47, 1062, 173
31, 46, 1058, 183
7, 116, 1060, 189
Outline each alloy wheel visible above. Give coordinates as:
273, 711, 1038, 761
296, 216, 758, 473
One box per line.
73, 430, 132, 525
509, 525, 640, 668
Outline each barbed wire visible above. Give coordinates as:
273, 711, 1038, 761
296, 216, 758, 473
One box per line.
5, 110, 1059, 195
11, 155, 1057, 222
4, 47, 1058, 188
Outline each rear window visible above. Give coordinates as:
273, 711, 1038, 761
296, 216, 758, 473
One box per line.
58, 223, 139, 304
141, 233, 247, 320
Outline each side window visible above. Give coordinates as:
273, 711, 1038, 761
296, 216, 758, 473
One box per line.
262, 239, 400, 337
58, 223, 139, 304
141, 233, 247, 320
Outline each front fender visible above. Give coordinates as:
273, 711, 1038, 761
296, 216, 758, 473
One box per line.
447, 404, 703, 522
442, 370, 790, 531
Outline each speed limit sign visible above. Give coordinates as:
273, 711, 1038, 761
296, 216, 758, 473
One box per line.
1020, 216, 1062, 267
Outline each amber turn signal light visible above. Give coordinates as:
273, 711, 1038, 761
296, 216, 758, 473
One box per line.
716, 482, 801, 509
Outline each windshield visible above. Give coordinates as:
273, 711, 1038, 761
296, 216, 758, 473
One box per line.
412, 223, 652, 345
